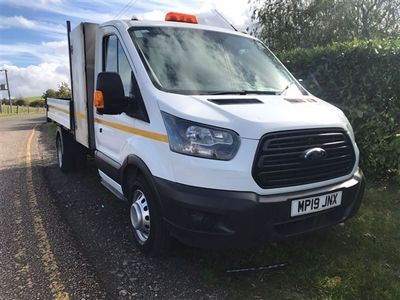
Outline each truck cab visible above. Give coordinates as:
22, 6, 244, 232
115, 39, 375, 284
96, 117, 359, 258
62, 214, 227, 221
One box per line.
47, 13, 365, 255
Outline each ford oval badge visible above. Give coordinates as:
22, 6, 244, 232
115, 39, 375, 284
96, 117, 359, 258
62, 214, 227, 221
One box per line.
303, 147, 327, 161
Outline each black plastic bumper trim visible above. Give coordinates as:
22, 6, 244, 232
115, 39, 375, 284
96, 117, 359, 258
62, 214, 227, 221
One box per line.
155, 170, 365, 248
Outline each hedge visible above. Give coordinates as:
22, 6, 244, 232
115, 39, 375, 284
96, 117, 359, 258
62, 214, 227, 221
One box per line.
277, 39, 400, 181
14, 99, 27, 106
29, 99, 45, 107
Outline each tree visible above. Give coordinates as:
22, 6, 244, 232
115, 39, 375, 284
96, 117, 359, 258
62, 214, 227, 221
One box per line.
42, 82, 71, 100
251, 0, 400, 51
14, 98, 26, 106
42, 88, 57, 100
29, 100, 45, 107
56, 82, 71, 98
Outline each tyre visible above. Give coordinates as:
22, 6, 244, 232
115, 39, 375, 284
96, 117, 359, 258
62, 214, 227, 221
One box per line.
56, 128, 75, 172
128, 175, 170, 256
73, 143, 87, 169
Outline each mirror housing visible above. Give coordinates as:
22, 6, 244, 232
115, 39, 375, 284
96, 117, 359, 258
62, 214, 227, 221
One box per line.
95, 72, 127, 115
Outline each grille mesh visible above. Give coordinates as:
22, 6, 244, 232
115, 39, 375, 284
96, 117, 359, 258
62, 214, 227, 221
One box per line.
252, 128, 356, 188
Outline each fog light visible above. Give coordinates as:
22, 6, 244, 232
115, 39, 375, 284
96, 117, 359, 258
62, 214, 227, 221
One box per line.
189, 211, 205, 226
189, 210, 217, 230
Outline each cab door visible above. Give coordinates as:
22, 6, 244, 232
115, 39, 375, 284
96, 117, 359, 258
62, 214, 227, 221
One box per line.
94, 29, 140, 164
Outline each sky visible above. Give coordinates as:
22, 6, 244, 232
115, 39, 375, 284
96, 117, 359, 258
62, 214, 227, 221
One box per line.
0, 0, 252, 98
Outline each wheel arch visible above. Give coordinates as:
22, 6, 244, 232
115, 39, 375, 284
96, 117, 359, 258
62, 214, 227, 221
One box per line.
56, 125, 73, 142
56, 125, 63, 143
121, 155, 163, 208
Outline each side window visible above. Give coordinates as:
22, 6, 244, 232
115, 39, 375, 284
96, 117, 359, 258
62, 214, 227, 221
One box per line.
103, 35, 132, 96
102, 34, 149, 122
104, 35, 117, 72
118, 43, 132, 96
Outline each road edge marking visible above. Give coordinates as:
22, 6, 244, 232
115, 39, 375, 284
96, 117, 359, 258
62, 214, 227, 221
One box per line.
14, 143, 34, 290
26, 126, 70, 300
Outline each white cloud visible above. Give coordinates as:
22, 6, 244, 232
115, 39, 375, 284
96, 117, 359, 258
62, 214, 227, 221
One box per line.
0, 15, 66, 38
198, 0, 251, 28
0, 0, 115, 23
138, 10, 165, 21
0, 63, 69, 98
0, 40, 68, 65
0, 15, 35, 29
0, 40, 69, 97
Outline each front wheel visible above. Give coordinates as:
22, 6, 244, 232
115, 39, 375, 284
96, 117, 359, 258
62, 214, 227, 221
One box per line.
129, 175, 170, 256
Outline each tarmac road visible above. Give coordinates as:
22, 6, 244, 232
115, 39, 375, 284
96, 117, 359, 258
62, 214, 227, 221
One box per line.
0, 115, 228, 300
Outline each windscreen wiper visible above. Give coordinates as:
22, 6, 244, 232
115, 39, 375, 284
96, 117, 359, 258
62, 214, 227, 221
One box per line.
205, 90, 279, 95
279, 82, 296, 95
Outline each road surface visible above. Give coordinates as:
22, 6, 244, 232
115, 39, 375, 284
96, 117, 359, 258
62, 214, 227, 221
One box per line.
0, 115, 228, 300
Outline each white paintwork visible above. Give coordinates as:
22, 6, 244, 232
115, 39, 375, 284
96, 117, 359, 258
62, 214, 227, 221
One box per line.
157, 93, 351, 140
60, 18, 361, 201
47, 98, 71, 129
70, 24, 90, 147
70, 23, 98, 147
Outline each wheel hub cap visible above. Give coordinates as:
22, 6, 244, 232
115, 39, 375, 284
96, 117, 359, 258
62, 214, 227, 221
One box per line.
130, 190, 150, 244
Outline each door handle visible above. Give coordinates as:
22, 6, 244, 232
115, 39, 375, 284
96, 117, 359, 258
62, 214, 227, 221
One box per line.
99, 127, 103, 133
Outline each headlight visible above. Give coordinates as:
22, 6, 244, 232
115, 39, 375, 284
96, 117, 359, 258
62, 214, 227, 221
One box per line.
162, 112, 240, 160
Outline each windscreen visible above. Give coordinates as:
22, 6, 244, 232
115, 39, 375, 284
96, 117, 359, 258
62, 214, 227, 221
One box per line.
130, 26, 305, 96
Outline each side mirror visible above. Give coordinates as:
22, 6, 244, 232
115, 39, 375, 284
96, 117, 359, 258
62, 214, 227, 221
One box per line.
95, 72, 127, 115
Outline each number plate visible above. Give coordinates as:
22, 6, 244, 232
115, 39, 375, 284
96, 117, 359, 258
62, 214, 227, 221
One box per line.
290, 191, 342, 217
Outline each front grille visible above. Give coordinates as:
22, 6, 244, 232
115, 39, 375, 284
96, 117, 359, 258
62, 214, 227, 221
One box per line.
252, 128, 356, 188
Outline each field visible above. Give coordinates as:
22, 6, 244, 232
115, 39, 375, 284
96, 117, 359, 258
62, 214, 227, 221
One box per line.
0, 104, 45, 117
23, 95, 42, 103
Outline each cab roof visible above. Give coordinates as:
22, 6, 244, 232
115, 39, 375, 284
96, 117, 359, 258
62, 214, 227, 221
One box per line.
99, 19, 254, 40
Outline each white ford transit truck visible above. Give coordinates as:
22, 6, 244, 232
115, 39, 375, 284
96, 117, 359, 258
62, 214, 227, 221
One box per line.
47, 12, 365, 255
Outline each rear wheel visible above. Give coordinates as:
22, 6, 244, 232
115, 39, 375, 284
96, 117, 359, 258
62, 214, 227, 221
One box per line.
56, 129, 74, 172
56, 127, 86, 172
128, 175, 170, 256
56, 135, 63, 168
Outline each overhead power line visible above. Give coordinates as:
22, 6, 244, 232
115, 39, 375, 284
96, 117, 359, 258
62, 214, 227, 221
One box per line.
114, 0, 139, 19
114, 0, 134, 19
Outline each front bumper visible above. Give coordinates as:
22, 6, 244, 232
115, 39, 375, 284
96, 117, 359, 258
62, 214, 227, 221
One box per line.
156, 170, 365, 248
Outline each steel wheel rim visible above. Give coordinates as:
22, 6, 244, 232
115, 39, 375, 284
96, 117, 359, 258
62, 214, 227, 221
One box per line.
56, 137, 63, 168
130, 189, 150, 244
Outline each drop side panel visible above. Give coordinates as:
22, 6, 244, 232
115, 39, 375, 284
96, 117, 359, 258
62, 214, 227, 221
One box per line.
70, 22, 97, 149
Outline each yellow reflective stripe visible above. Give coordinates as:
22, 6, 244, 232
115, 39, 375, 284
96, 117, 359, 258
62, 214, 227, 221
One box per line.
75, 112, 86, 120
48, 104, 69, 115
48, 105, 85, 120
94, 118, 168, 143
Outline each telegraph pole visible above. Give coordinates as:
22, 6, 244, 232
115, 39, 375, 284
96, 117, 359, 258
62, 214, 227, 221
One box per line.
0, 69, 12, 112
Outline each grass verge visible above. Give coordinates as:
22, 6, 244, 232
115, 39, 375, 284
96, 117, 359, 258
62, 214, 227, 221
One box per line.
199, 184, 400, 299
48, 123, 57, 140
